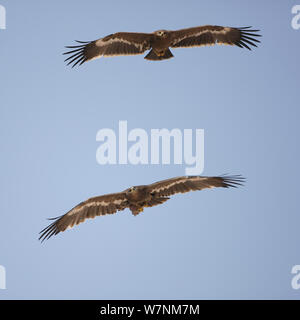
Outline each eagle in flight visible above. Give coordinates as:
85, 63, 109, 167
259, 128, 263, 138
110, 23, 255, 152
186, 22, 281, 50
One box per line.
63, 25, 261, 67
39, 175, 244, 241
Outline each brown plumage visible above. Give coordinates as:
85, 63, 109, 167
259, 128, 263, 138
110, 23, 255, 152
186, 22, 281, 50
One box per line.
39, 175, 244, 241
63, 25, 261, 67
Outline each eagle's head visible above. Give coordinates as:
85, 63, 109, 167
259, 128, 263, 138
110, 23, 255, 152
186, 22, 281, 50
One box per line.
127, 186, 137, 193
125, 186, 148, 202
154, 30, 168, 38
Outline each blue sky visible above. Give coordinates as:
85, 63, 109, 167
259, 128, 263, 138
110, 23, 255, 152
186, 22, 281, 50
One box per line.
0, 0, 300, 299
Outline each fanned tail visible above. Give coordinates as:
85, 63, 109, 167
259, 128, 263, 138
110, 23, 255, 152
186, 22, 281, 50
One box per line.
144, 49, 174, 61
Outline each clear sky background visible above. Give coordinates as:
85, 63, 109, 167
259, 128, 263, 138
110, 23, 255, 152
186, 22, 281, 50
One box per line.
0, 0, 300, 299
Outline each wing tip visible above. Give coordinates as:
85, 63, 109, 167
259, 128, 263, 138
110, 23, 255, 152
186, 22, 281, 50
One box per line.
219, 174, 246, 188
63, 40, 90, 68
38, 217, 61, 242
236, 26, 262, 50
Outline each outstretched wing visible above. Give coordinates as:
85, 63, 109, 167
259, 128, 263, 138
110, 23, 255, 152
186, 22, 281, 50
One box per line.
170, 25, 261, 50
147, 175, 244, 198
39, 192, 128, 241
63, 32, 153, 67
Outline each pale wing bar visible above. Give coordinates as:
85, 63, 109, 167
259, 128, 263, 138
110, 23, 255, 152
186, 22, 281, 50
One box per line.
171, 26, 261, 50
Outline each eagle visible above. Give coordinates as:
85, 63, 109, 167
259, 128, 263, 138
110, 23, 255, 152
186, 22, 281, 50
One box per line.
39, 175, 244, 241
63, 25, 261, 67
